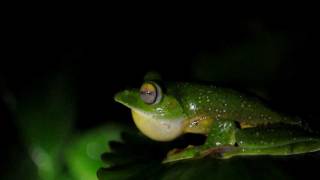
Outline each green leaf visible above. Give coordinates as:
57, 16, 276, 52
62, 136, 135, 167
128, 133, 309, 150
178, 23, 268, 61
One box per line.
98, 131, 320, 180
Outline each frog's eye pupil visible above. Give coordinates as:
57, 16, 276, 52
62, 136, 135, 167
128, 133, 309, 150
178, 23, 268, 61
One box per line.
140, 82, 161, 104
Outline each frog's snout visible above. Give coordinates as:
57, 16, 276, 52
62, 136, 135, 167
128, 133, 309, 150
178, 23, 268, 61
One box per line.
114, 89, 139, 108
114, 90, 129, 103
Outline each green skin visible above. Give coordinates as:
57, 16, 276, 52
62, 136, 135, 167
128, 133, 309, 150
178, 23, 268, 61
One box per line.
114, 73, 320, 163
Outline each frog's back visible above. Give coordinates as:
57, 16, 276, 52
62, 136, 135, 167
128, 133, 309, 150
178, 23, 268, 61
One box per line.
168, 82, 302, 127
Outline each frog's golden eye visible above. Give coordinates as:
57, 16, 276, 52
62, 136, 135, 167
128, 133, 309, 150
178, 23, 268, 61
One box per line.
140, 82, 162, 104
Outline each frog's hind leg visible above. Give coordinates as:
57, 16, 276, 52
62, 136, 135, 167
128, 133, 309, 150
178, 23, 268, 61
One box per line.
222, 124, 320, 159
223, 140, 320, 159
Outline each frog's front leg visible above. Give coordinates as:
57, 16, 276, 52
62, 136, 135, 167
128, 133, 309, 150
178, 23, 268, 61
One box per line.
163, 120, 238, 163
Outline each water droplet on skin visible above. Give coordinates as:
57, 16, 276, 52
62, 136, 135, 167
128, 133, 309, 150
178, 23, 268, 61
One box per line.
190, 103, 196, 110
156, 107, 163, 112
222, 109, 226, 113
224, 103, 228, 106
208, 107, 212, 111
223, 122, 228, 129
215, 142, 221, 146
207, 99, 210, 102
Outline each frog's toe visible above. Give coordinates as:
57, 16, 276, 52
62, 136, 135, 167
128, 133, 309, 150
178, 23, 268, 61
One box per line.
162, 146, 199, 163
200, 145, 237, 159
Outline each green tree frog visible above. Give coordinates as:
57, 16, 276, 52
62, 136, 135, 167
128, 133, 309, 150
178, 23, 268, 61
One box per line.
114, 73, 320, 163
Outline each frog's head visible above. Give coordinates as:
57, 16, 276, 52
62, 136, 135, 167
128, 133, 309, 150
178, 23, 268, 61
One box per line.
114, 73, 186, 141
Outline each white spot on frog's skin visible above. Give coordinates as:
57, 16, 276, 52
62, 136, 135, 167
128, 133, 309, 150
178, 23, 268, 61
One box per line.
215, 142, 221, 146
131, 110, 184, 141
189, 103, 196, 110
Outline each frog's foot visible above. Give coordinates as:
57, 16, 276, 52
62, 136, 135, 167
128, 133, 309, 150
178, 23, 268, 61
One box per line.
163, 145, 200, 163
200, 145, 238, 159
163, 145, 238, 163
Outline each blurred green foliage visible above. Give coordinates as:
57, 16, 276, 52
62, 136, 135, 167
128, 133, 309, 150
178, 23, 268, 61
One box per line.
2, 71, 126, 180
65, 124, 124, 180
13, 74, 75, 179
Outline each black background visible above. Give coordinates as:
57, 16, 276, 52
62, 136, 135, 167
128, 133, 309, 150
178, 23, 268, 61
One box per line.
1, 14, 320, 179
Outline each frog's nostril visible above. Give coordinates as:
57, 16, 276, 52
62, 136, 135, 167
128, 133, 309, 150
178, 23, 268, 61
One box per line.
124, 90, 129, 95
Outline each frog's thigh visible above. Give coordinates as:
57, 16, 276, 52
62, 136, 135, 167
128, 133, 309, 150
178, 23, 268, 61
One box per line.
235, 124, 318, 148
223, 125, 320, 158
